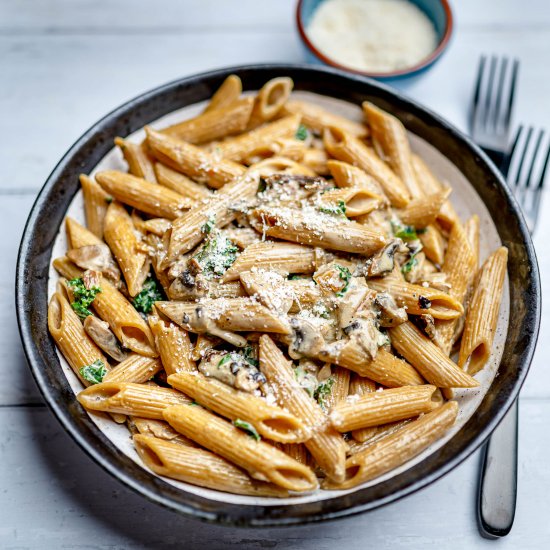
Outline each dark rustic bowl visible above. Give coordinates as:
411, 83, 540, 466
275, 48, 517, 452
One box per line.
16, 64, 540, 527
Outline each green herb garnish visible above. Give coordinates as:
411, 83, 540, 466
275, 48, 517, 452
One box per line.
295, 124, 308, 141
218, 354, 234, 368
233, 419, 261, 441
80, 359, 107, 385
335, 264, 352, 297
201, 216, 216, 234
401, 256, 419, 274
314, 377, 335, 410
133, 277, 164, 314
67, 277, 101, 319
243, 346, 259, 367
193, 231, 238, 279
319, 200, 347, 217
392, 221, 418, 241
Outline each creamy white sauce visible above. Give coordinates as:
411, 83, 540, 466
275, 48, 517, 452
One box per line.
307, 0, 438, 73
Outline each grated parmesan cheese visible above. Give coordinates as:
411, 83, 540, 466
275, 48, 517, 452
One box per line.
307, 0, 438, 73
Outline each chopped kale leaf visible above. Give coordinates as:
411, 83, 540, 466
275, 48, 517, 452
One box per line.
391, 221, 418, 241
233, 419, 261, 441
80, 359, 107, 385
295, 124, 309, 141
193, 231, 238, 279
314, 377, 335, 410
201, 216, 216, 234
401, 256, 418, 274
133, 277, 165, 314
67, 277, 101, 319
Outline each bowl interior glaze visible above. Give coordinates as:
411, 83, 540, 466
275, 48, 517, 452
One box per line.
16, 64, 540, 527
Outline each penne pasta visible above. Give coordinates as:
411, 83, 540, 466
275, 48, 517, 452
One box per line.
458, 247, 508, 375
259, 335, 347, 483
324, 401, 458, 489
163, 403, 318, 491
368, 278, 464, 319
248, 77, 293, 128
154, 163, 211, 201
363, 101, 422, 198
103, 354, 162, 384
96, 170, 192, 219
419, 224, 446, 265
281, 99, 368, 138
203, 74, 242, 113
149, 315, 196, 375
146, 127, 246, 189
318, 187, 384, 217
330, 385, 437, 431
324, 126, 410, 207
163, 96, 254, 143
78, 382, 190, 419
79, 174, 109, 239
249, 207, 387, 255
396, 188, 451, 228
323, 366, 351, 411
115, 137, 157, 183
168, 371, 311, 443
390, 322, 479, 388
215, 114, 302, 162
134, 434, 289, 497
103, 201, 150, 297
48, 292, 108, 385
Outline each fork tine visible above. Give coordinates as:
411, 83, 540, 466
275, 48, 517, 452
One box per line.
483, 56, 498, 128
492, 57, 508, 131
502, 59, 520, 130
470, 55, 486, 133
530, 140, 550, 231
524, 130, 545, 190
512, 126, 534, 188
500, 125, 523, 177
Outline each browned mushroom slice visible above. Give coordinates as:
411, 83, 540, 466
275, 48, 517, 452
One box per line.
365, 241, 402, 277
375, 291, 408, 327
83, 315, 128, 362
67, 244, 120, 282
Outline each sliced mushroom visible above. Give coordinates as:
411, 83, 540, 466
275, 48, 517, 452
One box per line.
413, 313, 437, 341
375, 291, 408, 327
198, 349, 265, 393
83, 315, 127, 361
288, 317, 327, 359
67, 244, 120, 282
365, 240, 402, 277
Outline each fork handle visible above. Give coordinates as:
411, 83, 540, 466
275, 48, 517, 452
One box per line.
477, 399, 518, 538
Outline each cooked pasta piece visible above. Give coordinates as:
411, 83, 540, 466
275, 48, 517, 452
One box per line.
390, 322, 479, 388
149, 315, 196, 375
103, 201, 150, 297
215, 114, 302, 162
464, 214, 480, 268
348, 375, 378, 442
419, 224, 446, 265
458, 247, 508, 375
259, 335, 347, 483
323, 366, 351, 411
168, 371, 310, 443
78, 382, 190, 419
324, 401, 458, 489
48, 292, 109, 385
154, 163, 211, 201
130, 417, 197, 447
115, 137, 157, 182
96, 170, 192, 219
318, 187, 384, 217
368, 278, 464, 320
222, 241, 316, 282
80, 174, 109, 239
281, 99, 367, 138
103, 354, 162, 384
146, 128, 246, 189
330, 385, 437, 431
134, 435, 289, 496
248, 77, 293, 128
363, 101, 422, 198
163, 403, 318, 491
324, 126, 410, 207
163, 96, 254, 143
203, 74, 242, 113
396, 188, 451, 228
249, 207, 387, 255
166, 170, 260, 263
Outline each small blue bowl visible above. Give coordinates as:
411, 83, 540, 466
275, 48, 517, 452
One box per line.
296, 0, 453, 81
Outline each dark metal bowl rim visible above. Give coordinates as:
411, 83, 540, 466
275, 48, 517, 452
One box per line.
16, 63, 541, 528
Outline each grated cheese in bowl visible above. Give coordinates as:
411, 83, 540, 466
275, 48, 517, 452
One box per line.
307, 0, 439, 74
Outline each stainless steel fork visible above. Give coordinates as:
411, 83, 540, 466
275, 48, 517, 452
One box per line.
477, 125, 549, 538
470, 55, 520, 168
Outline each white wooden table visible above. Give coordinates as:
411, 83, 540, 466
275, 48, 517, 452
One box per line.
1, 1, 549, 547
